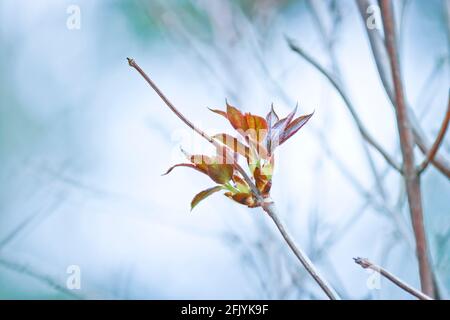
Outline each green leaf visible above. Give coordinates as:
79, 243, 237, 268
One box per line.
191, 186, 224, 211
206, 162, 234, 184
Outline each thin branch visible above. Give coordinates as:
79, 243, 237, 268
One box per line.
286, 38, 403, 173
380, 0, 435, 297
354, 257, 432, 300
355, 0, 450, 179
263, 202, 340, 300
127, 58, 215, 144
0, 257, 84, 299
418, 98, 450, 174
127, 58, 262, 200
127, 58, 339, 299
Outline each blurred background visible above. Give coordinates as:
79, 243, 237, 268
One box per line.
0, 0, 448, 299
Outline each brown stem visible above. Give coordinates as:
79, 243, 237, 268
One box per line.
379, 0, 435, 297
356, 0, 450, 179
418, 98, 450, 174
263, 202, 340, 300
127, 58, 214, 144
128, 58, 338, 300
354, 257, 432, 300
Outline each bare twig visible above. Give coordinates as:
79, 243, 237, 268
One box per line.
418, 98, 450, 174
304, 3, 414, 248
263, 202, 339, 300
127, 58, 215, 144
354, 257, 433, 300
127, 58, 339, 300
356, 0, 450, 179
379, 0, 435, 297
127, 58, 261, 199
286, 38, 403, 173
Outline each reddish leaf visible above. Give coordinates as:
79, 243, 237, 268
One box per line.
232, 175, 251, 193
226, 102, 248, 132
253, 166, 272, 195
280, 111, 314, 145
191, 186, 223, 211
245, 113, 268, 144
168, 150, 234, 184
225, 192, 257, 208
208, 107, 228, 119
189, 154, 213, 172
266, 105, 279, 153
162, 163, 206, 176
265, 104, 279, 128
273, 104, 298, 132
266, 105, 297, 150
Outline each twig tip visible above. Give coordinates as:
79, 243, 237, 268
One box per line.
127, 57, 135, 67
353, 257, 371, 268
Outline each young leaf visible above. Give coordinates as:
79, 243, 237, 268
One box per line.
162, 163, 206, 176
206, 163, 234, 184
226, 102, 248, 132
191, 186, 223, 211
232, 175, 251, 193
208, 107, 228, 119
273, 105, 298, 133
280, 112, 314, 145
225, 191, 257, 208
245, 114, 268, 148
266, 104, 279, 127
189, 154, 213, 172
254, 166, 272, 195
266, 104, 279, 153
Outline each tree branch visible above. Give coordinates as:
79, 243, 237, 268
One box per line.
355, 0, 450, 179
127, 58, 215, 144
286, 38, 403, 173
354, 257, 432, 300
263, 202, 340, 300
418, 97, 450, 174
127, 58, 262, 200
379, 0, 435, 297
127, 58, 339, 299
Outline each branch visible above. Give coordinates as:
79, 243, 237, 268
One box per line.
354, 257, 432, 300
380, 0, 435, 297
127, 58, 262, 200
128, 58, 339, 300
418, 98, 450, 174
286, 38, 403, 173
355, 0, 450, 179
127, 58, 215, 144
263, 202, 340, 300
